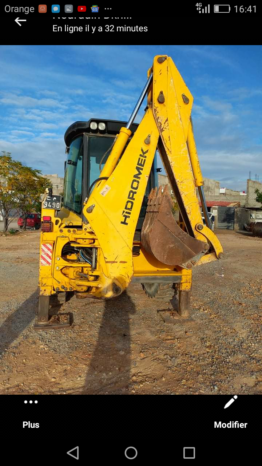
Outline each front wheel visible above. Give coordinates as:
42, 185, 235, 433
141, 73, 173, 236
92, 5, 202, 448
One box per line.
141, 283, 191, 318
141, 282, 176, 301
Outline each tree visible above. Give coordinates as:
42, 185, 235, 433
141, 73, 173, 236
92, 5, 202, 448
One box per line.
0, 152, 52, 232
10, 163, 52, 230
0, 152, 21, 232
255, 189, 262, 206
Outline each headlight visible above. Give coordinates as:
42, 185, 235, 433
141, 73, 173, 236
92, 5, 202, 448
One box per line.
90, 122, 98, 131
98, 122, 106, 131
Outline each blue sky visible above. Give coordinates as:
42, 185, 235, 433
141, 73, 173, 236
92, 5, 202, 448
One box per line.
0, 45, 262, 190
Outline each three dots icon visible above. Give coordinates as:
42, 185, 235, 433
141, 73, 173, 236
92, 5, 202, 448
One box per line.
24, 400, 38, 404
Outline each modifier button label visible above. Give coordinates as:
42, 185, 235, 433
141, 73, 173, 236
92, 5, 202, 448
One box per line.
214, 421, 248, 428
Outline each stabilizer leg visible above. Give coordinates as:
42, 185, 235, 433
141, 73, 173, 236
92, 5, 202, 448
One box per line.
178, 290, 191, 318
35, 293, 72, 329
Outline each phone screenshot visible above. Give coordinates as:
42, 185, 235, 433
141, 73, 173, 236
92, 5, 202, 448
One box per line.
0, 3, 261, 464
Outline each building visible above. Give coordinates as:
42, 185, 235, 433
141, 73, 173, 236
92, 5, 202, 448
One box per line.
158, 174, 262, 231
201, 177, 247, 207
246, 179, 262, 209
43, 174, 64, 195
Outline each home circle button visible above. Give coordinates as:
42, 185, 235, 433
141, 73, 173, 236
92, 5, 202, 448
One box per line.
124, 447, 138, 460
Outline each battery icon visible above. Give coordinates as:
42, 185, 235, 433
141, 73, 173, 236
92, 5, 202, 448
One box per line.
214, 4, 231, 13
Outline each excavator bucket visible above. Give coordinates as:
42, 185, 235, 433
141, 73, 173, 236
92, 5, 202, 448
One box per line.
141, 186, 209, 268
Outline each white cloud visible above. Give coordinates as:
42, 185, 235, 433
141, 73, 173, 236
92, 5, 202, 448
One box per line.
0, 138, 65, 175
177, 46, 240, 70
0, 93, 68, 109
35, 122, 58, 130
38, 90, 59, 97
11, 130, 35, 136
39, 132, 59, 138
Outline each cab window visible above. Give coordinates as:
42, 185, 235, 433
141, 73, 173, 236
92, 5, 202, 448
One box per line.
64, 136, 83, 214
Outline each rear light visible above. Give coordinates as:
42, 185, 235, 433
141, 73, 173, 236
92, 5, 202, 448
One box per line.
41, 217, 53, 232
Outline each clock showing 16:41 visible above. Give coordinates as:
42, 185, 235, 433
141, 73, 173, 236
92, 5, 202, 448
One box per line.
234, 5, 257, 13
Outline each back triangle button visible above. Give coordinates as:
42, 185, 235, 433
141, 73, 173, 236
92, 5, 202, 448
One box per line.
67, 446, 79, 460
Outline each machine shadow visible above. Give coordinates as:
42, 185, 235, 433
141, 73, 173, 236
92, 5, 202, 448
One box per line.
83, 291, 136, 395
0, 289, 38, 357
235, 230, 253, 237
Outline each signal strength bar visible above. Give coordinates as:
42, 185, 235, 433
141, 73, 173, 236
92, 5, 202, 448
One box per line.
196, 4, 211, 13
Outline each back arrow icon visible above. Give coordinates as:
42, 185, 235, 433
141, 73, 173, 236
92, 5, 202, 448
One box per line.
67, 446, 79, 460
15, 17, 27, 26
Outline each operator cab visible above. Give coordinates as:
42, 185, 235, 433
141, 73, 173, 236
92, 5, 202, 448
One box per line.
63, 119, 158, 230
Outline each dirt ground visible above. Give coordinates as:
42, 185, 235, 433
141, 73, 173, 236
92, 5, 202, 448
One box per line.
0, 230, 261, 395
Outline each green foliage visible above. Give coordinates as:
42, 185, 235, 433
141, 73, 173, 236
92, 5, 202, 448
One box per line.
8, 228, 18, 235
34, 201, 42, 213
255, 189, 262, 205
0, 151, 20, 232
0, 151, 52, 231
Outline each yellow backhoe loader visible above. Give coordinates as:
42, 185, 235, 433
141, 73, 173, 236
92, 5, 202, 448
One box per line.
36, 55, 223, 329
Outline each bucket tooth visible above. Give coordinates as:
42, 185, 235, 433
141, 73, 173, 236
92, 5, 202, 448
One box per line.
141, 187, 208, 268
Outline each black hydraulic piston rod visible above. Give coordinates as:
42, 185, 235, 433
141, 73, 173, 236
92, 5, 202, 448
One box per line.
126, 74, 153, 129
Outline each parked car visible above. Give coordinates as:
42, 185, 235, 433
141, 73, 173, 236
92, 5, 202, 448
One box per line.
244, 221, 262, 237
18, 213, 41, 230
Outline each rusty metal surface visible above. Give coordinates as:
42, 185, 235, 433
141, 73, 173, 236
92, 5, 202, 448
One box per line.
141, 186, 208, 268
34, 313, 72, 330
250, 222, 262, 237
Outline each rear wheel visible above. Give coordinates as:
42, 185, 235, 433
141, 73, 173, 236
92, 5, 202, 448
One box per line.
51, 291, 74, 305
141, 283, 176, 301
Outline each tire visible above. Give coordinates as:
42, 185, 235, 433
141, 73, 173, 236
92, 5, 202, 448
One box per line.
50, 292, 67, 306
141, 282, 176, 301
141, 282, 159, 298
50, 291, 74, 306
